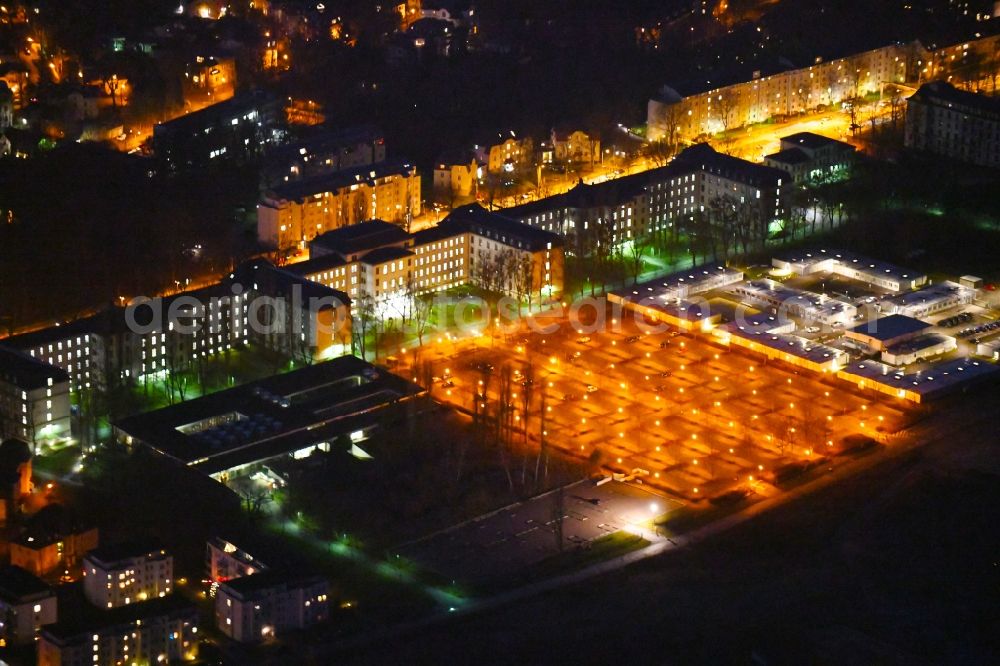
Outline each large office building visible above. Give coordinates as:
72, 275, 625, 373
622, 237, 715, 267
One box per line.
37, 596, 198, 666
215, 570, 329, 643
82, 540, 174, 609
0, 346, 72, 443
257, 160, 421, 250
112, 355, 428, 486
905, 81, 1000, 167
505, 143, 788, 251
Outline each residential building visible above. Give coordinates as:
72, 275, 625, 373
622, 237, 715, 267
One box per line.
474, 134, 534, 174
153, 89, 280, 170
550, 128, 600, 166
764, 132, 856, 183
215, 570, 329, 643
82, 540, 173, 609
0, 438, 31, 524
0, 82, 12, 128
0, 565, 57, 645
10, 504, 99, 577
206, 537, 269, 583
297, 205, 564, 305
905, 81, 1000, 167
256, 160, 421, 250
505, 143, 788, 251
261, 125, 387, 187
37, 596, 198, 666
433, 150, 479, 203
0, 346, 71, 443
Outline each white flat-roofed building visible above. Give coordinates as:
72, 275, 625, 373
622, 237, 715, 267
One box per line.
881, 333, 956, 366
879, 281, 974, 319
727, 279, 857, 326
772, 249, 927, 292
844, 314, 932, 352
837, 357, 1000, 403
715, 315, 848, 373
83, 541, 173, 609
608, 265, 742, 330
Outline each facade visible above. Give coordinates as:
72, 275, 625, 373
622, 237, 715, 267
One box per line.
433, 150, 479, 203
3, 264, 351, 390
905, 81, 1000, 167
0, 438, 31, 523
772, 249, 928, 293
257, 160, 421, 250
474, 135, 534, 174
82, 542, 174, 609
298, 205, 564, 307
551, 128, 600, 165
0, 346, 72, 443
843, 315, 932, 352
648, 42, 914, 143
37, 596, 198, 666
215, 571, 329, 643
261, 125, 387, 187
506, 143, 788, 251
10, 505, 99, 577
764, 132, 856, 183
153, 90, 280, 170
0, 565, 57, 645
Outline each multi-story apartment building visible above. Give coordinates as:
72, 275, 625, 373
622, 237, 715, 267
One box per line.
215, 570, 329, 643
0, 346, 71, 443
0, 565, 57, 645
153, 89, 281, 170
261, 125, 387, 187
37, 596, 198, 666
648, 32, 1000, 145
474, 134, 535, 174
291, 205, 564, 309
506, 143, 788, 251
764, 132, 856, 183
905, 81, 1000, 167
206, 537, 269, 583
257, 160, 421, 250
2, 264, 351, 390
82, 541, 173, 609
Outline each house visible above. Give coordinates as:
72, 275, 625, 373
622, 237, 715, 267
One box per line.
0, 438, 31, 524
433, 149, 478, 203
473, 133, 534, 174
9, 504, 99, 577
550, 128, 600, 166
0, 565, 57, 645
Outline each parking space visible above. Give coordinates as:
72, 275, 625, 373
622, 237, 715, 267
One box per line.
397, 480, 678, 585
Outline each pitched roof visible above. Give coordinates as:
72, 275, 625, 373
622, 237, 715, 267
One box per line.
0, 345, 69, 390
310, 219, 410, 257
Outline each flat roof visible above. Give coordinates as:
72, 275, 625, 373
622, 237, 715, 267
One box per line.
839, 357, 1000, 398
881, 281, 972, 309
610, 264, 743, 305
85, 538, 166, 566
848, 314, 931, 341
114, 356, 425, 473
40, 595, 197, 642
0, 565, 51, 603
219, 569, 325, 597
773, 249, 926, 285
266, 159, 415, 202
0, 345, 70, 389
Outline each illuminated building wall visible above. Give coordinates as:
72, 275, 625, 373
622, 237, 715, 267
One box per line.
215, 573, 329, 643
82, 545, 173, 609
0, 348, 71, 442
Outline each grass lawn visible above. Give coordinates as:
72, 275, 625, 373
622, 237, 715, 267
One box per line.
517, 531, 650, 585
